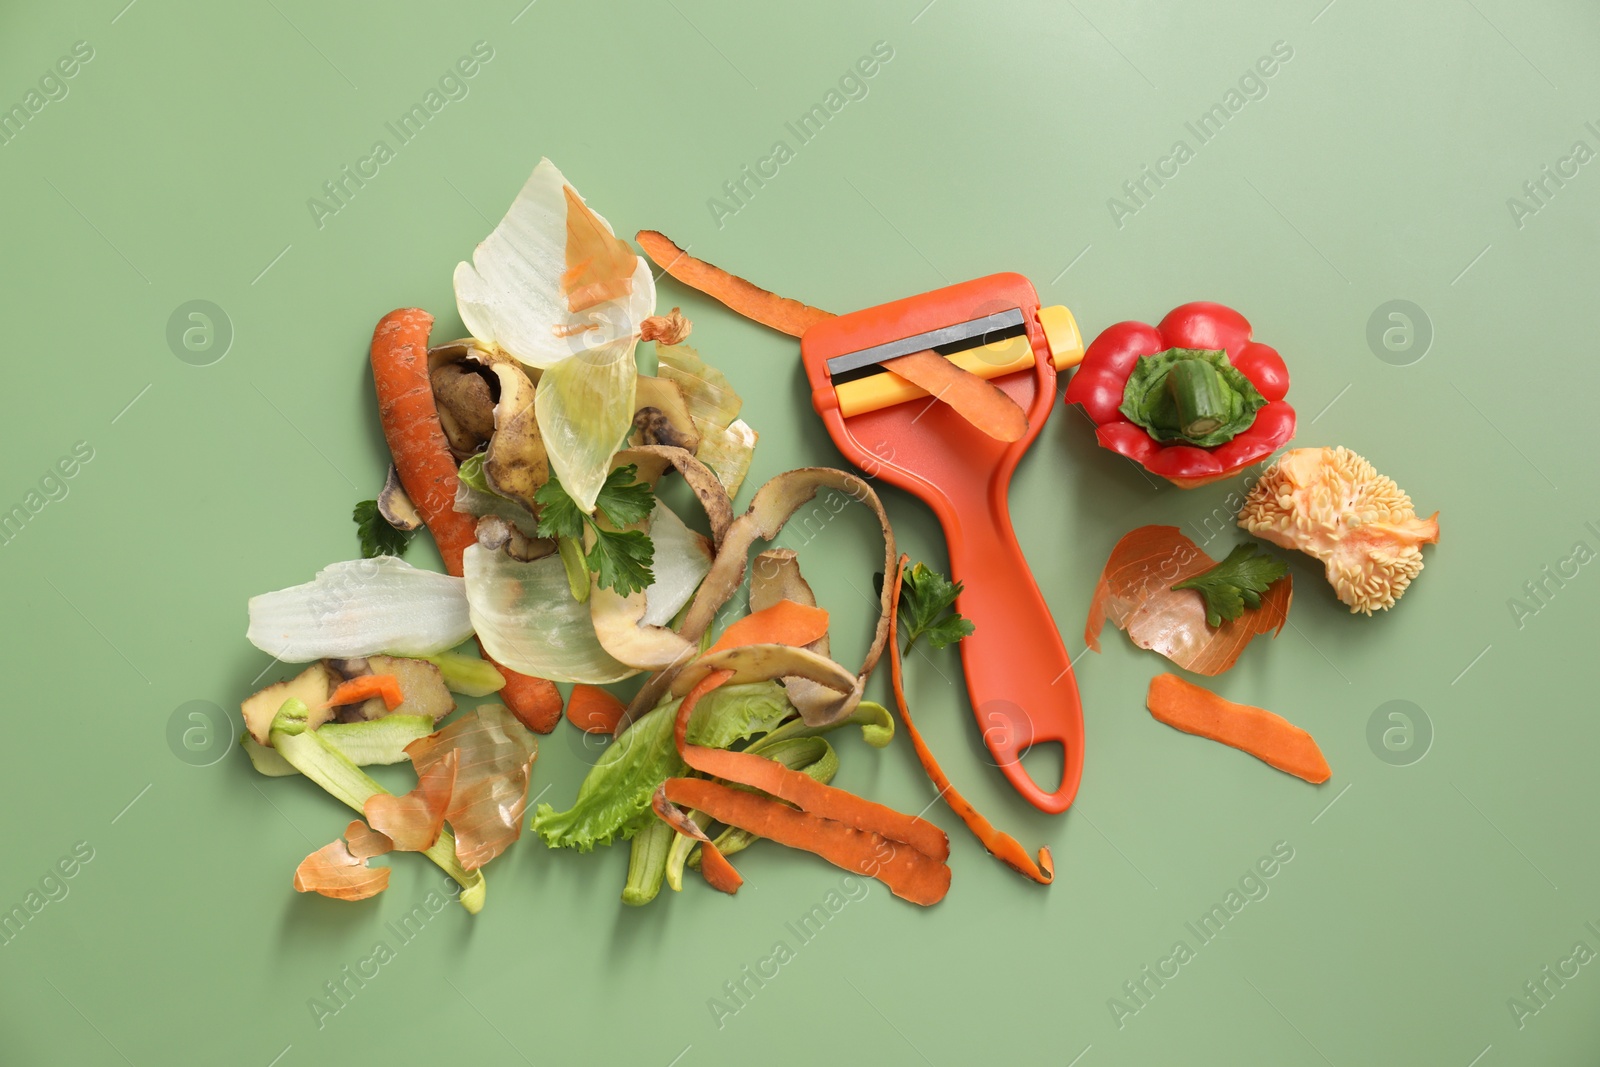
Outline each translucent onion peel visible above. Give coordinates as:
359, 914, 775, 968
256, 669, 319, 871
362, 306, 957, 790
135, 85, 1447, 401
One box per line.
1085, 525, 1292, 676
293, 838, 389, 902
453, 157, 654, 371
344, 820, 393, 860
656, 342, 757, 494
534, 336, 639, 513
246, 557, 473, 662
641, 501, 713, 627
364, 748, 457, 851
463, 544, 635, 684
405, 704, 539, 870
268, 699, 485, 912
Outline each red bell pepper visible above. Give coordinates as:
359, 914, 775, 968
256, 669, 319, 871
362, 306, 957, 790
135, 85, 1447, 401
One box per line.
1062, 302, 1295, 489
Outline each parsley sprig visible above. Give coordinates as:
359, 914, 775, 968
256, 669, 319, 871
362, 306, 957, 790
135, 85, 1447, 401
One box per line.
896, 561, 975, 652
534, 466, 656, 596
1171, 542, 1287, 627
352, 499, 415, 559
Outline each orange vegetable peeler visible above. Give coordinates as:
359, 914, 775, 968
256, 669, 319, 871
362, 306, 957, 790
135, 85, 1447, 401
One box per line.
800, 273, 1088, 814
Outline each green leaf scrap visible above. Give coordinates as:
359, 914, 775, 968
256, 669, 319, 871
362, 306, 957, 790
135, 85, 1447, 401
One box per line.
352, 499, 414, 559
533, 466, 657, 597
897, 561, 975, 652
1171, 542, 1288, 627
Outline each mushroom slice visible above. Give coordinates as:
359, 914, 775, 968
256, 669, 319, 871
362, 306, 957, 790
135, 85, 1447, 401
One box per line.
474, 514, 554, 563
629, 377, 701, 453
377, 465, 424, 532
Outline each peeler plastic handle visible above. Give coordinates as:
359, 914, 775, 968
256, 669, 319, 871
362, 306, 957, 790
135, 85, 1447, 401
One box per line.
944, 496, 1084, 814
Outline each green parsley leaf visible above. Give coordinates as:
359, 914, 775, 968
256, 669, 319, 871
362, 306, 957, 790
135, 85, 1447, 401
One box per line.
352, 499, 414, 559
592, 465, 656, 529
586, 528, 656, 598
1171, 542, 1288, 627
531, 469, 657, 595
897, 561, 975, 652
533, 476, 587, 541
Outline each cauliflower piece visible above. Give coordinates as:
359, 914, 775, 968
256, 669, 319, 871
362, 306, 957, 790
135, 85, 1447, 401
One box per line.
1238, 447, 1439, 614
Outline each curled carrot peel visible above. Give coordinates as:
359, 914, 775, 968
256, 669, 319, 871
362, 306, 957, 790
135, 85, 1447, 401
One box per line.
567, 683, 627, 735
649, 783, 743, 894
888, 556, 1053, 884
705, 599, 830, 657
321, 674, 405, 712
659, 668, 951, 904
370, 308, 564, 733
673, 672, 949, 861
633, 232, 1026, 442
1145, 673, 1331, 784
878, 350, 1028, 444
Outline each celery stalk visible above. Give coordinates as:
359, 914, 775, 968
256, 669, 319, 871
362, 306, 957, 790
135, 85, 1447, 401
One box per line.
622, 818, 674, 907
243, 714, 439, 776
418, 651, 506, 697
269, 699, 486, 913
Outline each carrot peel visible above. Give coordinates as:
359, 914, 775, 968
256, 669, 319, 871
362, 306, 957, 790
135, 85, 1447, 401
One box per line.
887, 555, 1052, 884
633, 231, 1026, 443
1145, 673, 1331, 784
321, 674, 404, 712
705, 599, 830, 657
660, 667, 951, 904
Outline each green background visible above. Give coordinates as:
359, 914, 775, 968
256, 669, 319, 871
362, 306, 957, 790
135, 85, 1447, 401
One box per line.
2, 0, 1596, 1063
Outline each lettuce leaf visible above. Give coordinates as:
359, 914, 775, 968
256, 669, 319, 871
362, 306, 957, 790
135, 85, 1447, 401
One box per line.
530, 681, 791, 852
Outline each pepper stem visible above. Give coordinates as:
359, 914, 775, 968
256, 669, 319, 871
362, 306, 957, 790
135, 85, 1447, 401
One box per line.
1166, 359, 1230, 438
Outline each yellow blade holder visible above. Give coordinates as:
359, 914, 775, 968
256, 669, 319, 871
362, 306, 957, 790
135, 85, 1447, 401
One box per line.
832, 305, 1085, 418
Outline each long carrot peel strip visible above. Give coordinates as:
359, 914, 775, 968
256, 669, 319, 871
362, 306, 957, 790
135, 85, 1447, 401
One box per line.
880, 351, 1028, 443
370, 308, 563, 733
650, 784, 743, 894
674, 671, 949, 861
321, 674, 404, 712
705, 599, 830, 657
634, 232, 1026, 442
635, 231, 831, 337
661, 668, 950, 903
1145, 673, 1331, 784
567, 683, 627, 735
887, 556, 1053, 884
662, 778, 952, 906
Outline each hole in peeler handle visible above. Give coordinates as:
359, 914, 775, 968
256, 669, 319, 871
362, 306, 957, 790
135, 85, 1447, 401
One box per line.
978, 699, 1078, 811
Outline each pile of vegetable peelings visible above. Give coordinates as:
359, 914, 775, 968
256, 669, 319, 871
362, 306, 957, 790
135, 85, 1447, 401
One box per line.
240, 158, 1441, 914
